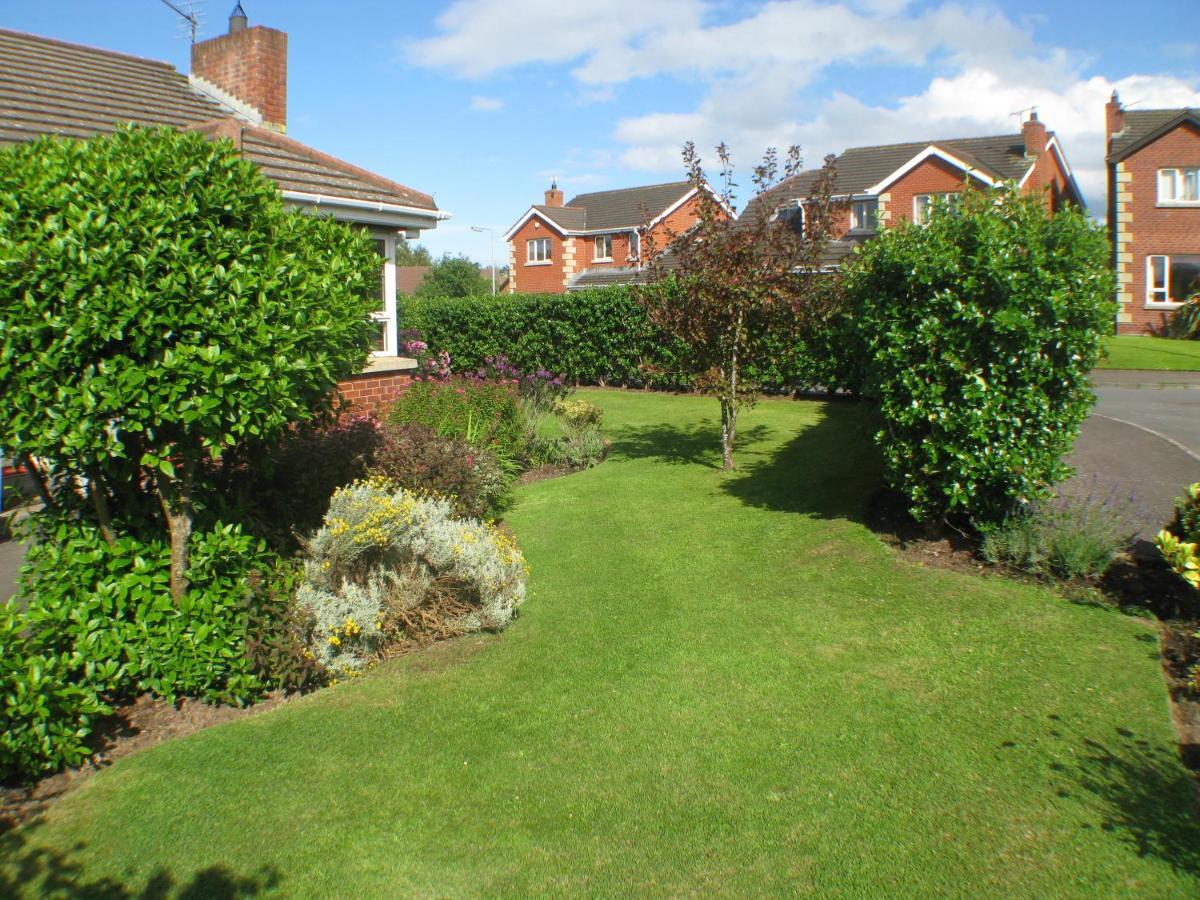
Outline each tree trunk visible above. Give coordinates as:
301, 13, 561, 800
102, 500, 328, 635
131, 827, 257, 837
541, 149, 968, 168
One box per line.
720, 398, 737, 470
153, 458, 194, 602
86, 467, 117, 547
20, 453, 55, 509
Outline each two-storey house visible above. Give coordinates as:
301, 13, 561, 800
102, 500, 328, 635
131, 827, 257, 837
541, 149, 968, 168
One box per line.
503, 180, 725, 293
742, 113, 1082, 267
1106, 92, 1200, 334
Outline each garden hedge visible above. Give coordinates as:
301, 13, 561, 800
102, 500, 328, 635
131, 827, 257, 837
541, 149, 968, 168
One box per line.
397, 287, 822, 392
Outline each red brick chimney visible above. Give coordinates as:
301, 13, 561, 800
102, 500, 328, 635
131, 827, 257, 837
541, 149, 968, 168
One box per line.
1022, 110, 1047, 159
544, 179, 564, 208
1105, 90, 1126, 140
191, 3, 287, 132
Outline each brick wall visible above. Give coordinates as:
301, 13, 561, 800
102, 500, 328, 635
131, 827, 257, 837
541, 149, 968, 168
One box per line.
191, 25, 287, 130
509, 215, 567, 293
882, 156, 987, 226
1111, 121, 1200, 334
337, 371, 412, 412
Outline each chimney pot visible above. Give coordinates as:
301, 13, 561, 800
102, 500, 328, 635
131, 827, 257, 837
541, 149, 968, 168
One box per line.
1105, 90, 1126, 141
229, 2, 248, 33
544, 178, 564, 208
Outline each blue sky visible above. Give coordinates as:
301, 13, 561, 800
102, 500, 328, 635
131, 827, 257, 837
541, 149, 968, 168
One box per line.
4, 0, 1199, 263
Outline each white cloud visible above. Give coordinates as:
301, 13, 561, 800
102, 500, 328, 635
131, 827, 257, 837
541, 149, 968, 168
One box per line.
409, 0, 1200, 215
469, 95, 505, 112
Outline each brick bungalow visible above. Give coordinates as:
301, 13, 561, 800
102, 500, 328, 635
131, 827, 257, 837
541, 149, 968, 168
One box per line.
0, 5, 448, 407
743, 113, 1083, 267
503, 180, 727, 293
1105, 92, 1200, 334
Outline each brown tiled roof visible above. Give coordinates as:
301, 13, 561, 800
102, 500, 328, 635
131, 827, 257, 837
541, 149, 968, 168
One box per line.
534, 204, 588, 232
0, 28, 437, 212
395, 266, 430, 295
1109, 108, 1200, 162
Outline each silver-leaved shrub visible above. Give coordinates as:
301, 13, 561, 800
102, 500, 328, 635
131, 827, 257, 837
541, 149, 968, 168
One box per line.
298, 478, 527, 677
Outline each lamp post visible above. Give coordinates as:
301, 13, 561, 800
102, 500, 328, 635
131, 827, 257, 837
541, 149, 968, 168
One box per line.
470, 225, 497, 296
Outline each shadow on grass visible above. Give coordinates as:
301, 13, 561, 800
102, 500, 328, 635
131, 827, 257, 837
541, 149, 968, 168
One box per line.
0, 824, 281, 898
608, 421, 773, 469
1070, 731, 1200, 878
721, 403, 881, 522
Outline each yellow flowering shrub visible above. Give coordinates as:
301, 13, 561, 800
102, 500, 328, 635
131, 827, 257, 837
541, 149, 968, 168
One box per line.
297, 479, 528, 675
1157, 482, 1200, 592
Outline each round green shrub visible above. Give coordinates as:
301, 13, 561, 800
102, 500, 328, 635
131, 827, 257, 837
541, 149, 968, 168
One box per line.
840, 185, 1115, 526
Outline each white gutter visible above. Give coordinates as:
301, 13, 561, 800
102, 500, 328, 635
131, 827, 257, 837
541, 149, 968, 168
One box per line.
282, 190, 452, 221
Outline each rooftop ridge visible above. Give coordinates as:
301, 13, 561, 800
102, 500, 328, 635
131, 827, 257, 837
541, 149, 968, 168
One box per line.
0, 28, 178, 72
568, 180, 693, 201
843, 132, 1024, 153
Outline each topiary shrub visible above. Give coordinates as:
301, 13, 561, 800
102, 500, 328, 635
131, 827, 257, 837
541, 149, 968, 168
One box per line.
297, 479, 527, 677
372, 423, 513, 520
840, 184, 1115, 526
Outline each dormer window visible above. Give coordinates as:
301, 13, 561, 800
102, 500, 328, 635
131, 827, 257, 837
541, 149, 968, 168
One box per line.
1158, 168, 1200, 204
594, 234, 613, 262
850, 198, 878, 233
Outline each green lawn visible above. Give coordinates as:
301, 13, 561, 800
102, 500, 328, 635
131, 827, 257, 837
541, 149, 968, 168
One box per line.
1100, 334, 1200, 370
5, 391, 1199, 896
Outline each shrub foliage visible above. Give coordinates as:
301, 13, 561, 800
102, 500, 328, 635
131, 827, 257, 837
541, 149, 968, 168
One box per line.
1157, 482, 1200, 591
839, 185, 1114, 525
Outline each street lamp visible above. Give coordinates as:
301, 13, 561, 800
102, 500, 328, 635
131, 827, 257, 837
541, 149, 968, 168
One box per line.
470, 225, 497, 296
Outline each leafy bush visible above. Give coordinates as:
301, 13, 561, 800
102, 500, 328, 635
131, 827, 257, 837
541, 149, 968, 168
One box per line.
549, 398, 608, 469
0, 604, 110, 780
397, 289, 824, 393
241, 561, 327, 694
18, 514, 276, 705
372, 423, 513, 520
297, 479, 527, 676
981, 495, 1133, 580
389, 377, 529, 466
1157, 482, 1200, 590
1169, 292, 1200, 340
839, 185, 1115, 526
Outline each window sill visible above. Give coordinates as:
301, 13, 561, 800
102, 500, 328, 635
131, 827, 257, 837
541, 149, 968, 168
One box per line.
847, 228, 877, 237
524, 260, 552, 267
1145, 301, 1185, 310
592, 258, 613, 264
365, 355, 419, 372
1156, 201, 1200, 208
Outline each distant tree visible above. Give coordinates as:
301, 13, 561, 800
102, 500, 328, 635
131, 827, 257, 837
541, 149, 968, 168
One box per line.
0, 127, 379, 599
636, 142, 841, 469
395, 241, 433, 266
416, 254, 491, 298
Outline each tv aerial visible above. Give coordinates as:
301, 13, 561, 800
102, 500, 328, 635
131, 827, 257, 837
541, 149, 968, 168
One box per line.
158, 0, 205, 44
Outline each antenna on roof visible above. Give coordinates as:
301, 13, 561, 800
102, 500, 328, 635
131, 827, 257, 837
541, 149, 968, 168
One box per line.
158, 0, 204, 44
1009, 105, 1037, 126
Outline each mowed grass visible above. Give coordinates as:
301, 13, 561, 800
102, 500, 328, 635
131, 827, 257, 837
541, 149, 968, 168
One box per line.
1100, 334, 1200, 370
5, 391, 1200, 896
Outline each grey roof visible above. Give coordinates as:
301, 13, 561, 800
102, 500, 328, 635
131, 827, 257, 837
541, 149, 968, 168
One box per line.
534, 204, 588, 232
1109, 108, 1200, 161
744, 133, 1035, 220
0, 28, 437, 211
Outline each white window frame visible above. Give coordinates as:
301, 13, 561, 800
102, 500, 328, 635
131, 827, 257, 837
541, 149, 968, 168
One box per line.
1146, 254, 1200, 308
913, 192, 957, 225
628, 229, 641, 261
526, 237, 551, 265
849, 198, 878, 233
1157, 168, 1200, 205
594, 234, 613, 262
370, 232, 398, 357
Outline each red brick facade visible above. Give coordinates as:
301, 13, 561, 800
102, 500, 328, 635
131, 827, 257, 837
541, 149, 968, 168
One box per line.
191, 25, 287, 130
337, 371, 411, 412
506, 191, 713, 294
1107, 103, 1200, 333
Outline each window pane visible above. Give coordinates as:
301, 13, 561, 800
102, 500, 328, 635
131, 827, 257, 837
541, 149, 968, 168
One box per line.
1160, 170, 1177, 201
1169, 255, 1200, 302
1186, 170, 1199, 202
371, 319, 387, 352
1150, 255, 1166, 290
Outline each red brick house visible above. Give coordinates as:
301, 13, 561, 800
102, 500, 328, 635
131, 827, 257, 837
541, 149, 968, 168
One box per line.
1105, 92, 1200, 334
744, 113, 1083, 267
503, 180, 725, 293
0, 6, 448, 407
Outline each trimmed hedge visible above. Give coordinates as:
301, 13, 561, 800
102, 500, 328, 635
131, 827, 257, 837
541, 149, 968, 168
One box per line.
396, 287, 822, 392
